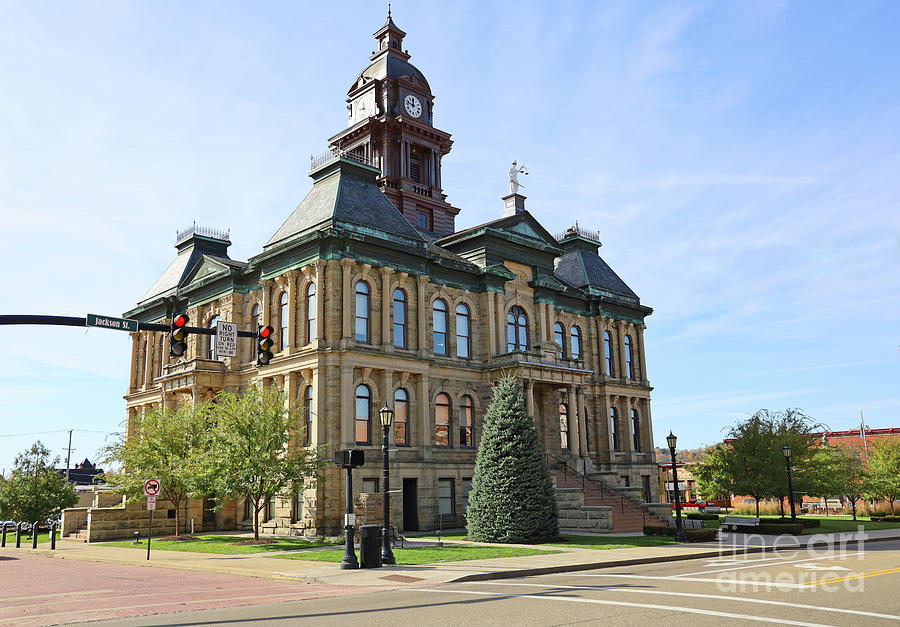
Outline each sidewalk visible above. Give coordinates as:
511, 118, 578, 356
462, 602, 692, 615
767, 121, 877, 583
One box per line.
4, 528, 899, 589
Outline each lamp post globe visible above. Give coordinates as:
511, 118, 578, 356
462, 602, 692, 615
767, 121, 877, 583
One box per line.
667, 431, 686, 542
380, 404, 396, 565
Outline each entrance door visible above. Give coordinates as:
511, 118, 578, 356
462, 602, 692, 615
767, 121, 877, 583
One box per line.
402, 478, 418, 531
202, 496, 217, 531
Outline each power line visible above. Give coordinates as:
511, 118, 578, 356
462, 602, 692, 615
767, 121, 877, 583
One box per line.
0, 428, 112, 438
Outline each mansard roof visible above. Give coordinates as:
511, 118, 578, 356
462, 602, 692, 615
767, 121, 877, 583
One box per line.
554, 248, 638, 299
264, 155, 425, 251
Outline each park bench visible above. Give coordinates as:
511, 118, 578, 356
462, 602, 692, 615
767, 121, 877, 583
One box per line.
722, 516, 760, 532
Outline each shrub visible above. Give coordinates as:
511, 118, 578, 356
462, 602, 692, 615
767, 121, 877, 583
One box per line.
466, 377, 558, 543
755, 523, 804, 535
872, 515, 900, 523
760, 517, 820, 529
642, 525, 718, 542
686, 513, 719, 520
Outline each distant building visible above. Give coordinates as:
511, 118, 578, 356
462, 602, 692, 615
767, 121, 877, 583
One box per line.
59, 458, 104, 485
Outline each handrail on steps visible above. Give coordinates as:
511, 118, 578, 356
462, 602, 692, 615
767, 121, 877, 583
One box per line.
546, 453, 660, 525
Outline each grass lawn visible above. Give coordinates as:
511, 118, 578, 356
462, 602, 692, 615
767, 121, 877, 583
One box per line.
719, 514, 900, 535
1, 530, 60, 545
101, 535, 340, 554
272, 544, 561, 565
544, 534, 678, 549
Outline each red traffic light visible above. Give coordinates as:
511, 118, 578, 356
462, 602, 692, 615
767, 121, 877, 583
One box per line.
173, 314, 189, 328
259, 325, 273, 339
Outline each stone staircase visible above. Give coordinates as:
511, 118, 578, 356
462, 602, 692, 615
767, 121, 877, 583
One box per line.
63, 528, 90, 542
552, 467, 665, 534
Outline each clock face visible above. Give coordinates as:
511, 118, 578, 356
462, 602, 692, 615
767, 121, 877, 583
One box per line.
404, 94, 422, 118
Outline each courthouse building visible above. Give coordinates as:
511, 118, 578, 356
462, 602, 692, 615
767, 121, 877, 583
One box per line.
122, 15, 659, 534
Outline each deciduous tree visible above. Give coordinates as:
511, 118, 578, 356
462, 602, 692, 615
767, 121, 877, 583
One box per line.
0, 441, 77, 523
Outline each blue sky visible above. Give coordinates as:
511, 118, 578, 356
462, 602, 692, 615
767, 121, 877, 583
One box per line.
1, 1, 898, 471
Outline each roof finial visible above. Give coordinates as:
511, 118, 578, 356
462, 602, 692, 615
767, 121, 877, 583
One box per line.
387, 2, 391, 18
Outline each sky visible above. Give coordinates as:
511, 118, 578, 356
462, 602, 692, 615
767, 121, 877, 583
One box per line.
1, 1, 898, 472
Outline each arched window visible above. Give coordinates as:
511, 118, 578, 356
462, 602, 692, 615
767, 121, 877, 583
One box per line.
303, 385, 314, 447
306, 282, 316, 344
604, 330, 615, 376
208, 315, 220, 359
355, 384, 371, 444
433, 299, 448, 355
393, 288, 407, 348
435, 392, 451, 447
559, 403, 569, 450
570, 326, 582, 359
354, 281, 370, 343
394, 388, 409, 446
455, 303, 470, 358
631, 408, 641, 452
460, 395, 474, 448
625, 335, 635, 380
507, 306, 528, 352
279, 292, 288, 351
610, 407, 620, 451
554, 322, 566, 358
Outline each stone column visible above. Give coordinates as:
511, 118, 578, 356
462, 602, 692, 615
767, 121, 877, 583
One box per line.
638, 324, 648, 384
567, 387, 580, 457
341, 259, 354, 341
284, 371, 296, 417
524, 379, 535, 418
576, 386, 588, 456
314, 367, 326, 446
621, 396, 634, 458
416, 274, 428, 354
340, 365, 354, 448
616, 320, 627, 380
418, 374, 431, 459
381, 267, 394, 350
286, 270, 299, 355
485, 291, 496, 357
383, 369, 393, 444
143, 334, 154, 388
315, 260, 326, 342
495, 292, 505, 353
261, 280, 273, 326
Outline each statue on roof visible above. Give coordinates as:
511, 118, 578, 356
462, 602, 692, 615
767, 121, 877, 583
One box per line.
508, 161, 529, 194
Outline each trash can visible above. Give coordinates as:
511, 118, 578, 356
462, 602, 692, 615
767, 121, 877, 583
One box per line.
359, 524, 383, 568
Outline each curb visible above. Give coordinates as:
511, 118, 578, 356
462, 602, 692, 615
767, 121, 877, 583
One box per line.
450, 532, 900, 583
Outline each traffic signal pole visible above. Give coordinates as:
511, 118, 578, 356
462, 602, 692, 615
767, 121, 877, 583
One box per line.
0, 315, 256, 337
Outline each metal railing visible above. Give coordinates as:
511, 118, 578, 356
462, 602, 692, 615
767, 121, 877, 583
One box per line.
554, 223, 602, 244
547, 453, 662, 525
175, 222, 230, 244
310, 147, 378, 170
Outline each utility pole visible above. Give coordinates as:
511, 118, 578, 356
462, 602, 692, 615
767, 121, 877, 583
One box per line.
64, 429, 74, 482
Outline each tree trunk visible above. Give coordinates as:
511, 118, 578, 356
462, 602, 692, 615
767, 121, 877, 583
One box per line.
779, 497, 785, 518
173, 500, 181, 538
754, 497, 760, 518
253, 500, 260, 541
851, 499, 857, 521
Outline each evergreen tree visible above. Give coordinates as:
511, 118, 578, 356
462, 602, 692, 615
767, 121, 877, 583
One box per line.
466, 376, 558, 543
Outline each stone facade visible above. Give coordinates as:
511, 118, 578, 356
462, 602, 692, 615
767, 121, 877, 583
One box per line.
103, 14, 659, 539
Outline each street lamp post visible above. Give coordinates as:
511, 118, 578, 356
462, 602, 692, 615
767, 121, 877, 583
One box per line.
379, 404, 396, 565
783, 444, 797, 521
667, 431, 686, 542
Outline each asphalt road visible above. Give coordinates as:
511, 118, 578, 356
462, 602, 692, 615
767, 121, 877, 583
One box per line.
90, 539, 900, 627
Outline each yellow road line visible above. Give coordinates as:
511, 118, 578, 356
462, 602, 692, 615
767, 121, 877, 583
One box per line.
816, 566, 900, 586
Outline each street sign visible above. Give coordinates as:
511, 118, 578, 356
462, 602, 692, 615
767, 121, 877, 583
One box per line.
143, 478, 161, 497
86, 313, 138, 333
147, 496, 156, 511
216, 320, 238, 358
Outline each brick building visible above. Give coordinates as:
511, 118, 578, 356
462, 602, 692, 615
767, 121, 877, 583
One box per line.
119, 14, 658, 535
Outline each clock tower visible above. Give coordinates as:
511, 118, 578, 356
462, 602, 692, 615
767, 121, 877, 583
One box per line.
327, 12, 459, 236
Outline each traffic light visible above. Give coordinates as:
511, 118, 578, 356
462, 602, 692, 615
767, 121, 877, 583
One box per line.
169, 313, 189, 357
257, 325, 274, 365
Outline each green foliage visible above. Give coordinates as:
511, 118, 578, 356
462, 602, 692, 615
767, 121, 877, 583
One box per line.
685, 512, 719, 520
754, 522, 804, 535
466, 377, 558, 544
829, 445, 868, 521
0, 441, 77, 523
760, 517, 820, 529
208, 384, 322, 540
101, 402, 213, 536
692, 443, 736, 503
865, 439, 900, 512
641, 525, 718, 542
